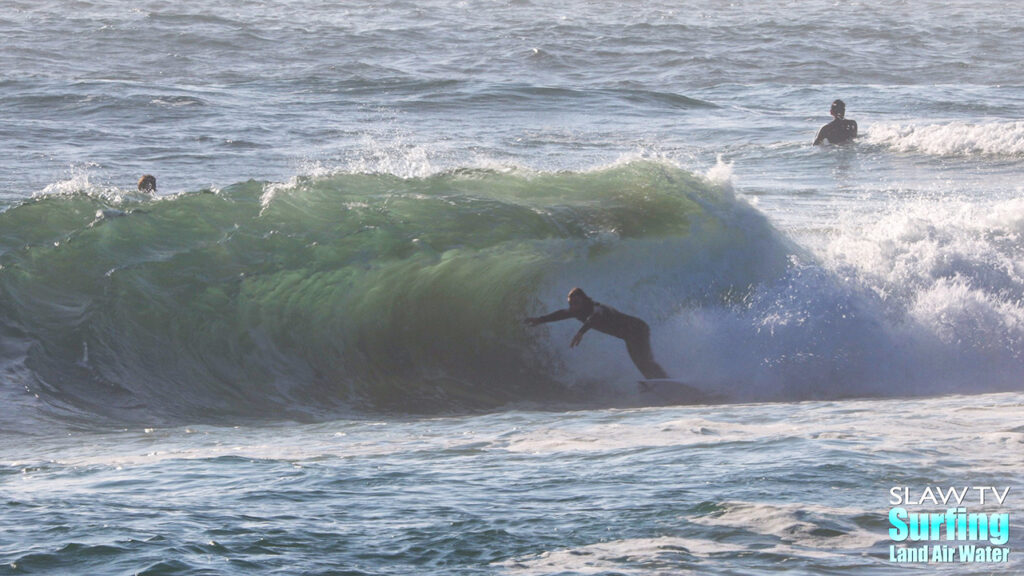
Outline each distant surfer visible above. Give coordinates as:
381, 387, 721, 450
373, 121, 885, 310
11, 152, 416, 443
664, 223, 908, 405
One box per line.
813, 99, 858, 145
525, 288, 669, 379
138, 174, 157, 193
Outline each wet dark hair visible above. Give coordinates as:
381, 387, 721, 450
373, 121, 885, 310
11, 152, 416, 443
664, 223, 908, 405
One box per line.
830, 99, 846, 119
138, 174, 156, 193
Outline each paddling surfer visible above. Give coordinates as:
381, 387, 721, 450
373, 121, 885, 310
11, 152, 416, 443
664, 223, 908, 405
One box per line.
526, 288, 669, 379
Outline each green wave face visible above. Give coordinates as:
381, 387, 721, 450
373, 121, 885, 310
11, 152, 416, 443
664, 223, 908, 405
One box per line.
0, 162, 791, 421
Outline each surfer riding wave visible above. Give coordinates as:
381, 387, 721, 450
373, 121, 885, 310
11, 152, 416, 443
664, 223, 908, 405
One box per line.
526, 288, 669, 380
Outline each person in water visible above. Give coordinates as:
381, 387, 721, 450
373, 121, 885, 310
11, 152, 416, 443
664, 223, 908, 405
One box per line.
138, 174, 157, 193
813, 99, 858, 145
525, 287, 669, 380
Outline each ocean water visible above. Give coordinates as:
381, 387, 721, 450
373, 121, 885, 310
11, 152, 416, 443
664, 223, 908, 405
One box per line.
1, 0, 1022, 574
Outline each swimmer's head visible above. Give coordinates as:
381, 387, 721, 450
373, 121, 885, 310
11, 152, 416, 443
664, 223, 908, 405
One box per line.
138, 174, 156, 193
830, 99, 846, 119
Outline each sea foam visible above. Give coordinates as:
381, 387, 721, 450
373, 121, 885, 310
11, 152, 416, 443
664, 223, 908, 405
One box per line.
866, 121, 1024, 156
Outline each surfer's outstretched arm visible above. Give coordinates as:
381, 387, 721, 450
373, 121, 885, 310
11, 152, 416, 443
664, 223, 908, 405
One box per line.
525, 309, 574, 326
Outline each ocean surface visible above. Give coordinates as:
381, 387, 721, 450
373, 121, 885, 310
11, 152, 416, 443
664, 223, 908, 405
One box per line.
1, 0, 1022, 574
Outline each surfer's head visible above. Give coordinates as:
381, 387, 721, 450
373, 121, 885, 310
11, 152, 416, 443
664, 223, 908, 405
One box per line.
567, 287, 593, 312
830, 99, 846, 119
138, 174, 157, 193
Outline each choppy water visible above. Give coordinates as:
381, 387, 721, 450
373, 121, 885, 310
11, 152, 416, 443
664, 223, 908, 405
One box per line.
1, 0, 1022, 574
5, 395, 1022, 575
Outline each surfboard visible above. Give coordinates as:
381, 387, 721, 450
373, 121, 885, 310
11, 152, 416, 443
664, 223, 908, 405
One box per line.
638, 378, 718, 404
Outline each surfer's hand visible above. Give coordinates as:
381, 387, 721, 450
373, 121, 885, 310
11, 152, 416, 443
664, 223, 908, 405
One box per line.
524, 317, 539, 327
570, 331, 583, 348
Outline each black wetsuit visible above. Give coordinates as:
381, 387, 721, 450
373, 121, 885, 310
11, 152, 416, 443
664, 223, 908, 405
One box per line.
814, 118, 858, 145
531, 302, 669, 380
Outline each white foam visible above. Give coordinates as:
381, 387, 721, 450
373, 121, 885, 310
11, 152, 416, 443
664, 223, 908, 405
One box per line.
502, 414, 796, 454
690, 501, 882, 554
821, 197, 1024, 356
496, 501, 884, 574
651, 191, 1024, 401
345, 133, 442, 178
495, 536, 737, 575
703, 155, 735, 194
33, 164, 125, 202
867, 120, 1024, 156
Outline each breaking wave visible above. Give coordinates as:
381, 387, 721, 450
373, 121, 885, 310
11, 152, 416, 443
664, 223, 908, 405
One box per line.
0, 161, 1020, 425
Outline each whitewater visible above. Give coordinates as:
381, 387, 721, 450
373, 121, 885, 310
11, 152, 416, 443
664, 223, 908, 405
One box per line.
1, 0, 1022, 574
